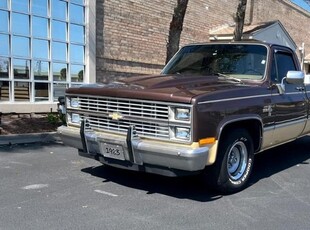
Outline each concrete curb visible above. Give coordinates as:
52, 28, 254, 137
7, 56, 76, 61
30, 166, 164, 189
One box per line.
0, 132, 62, 146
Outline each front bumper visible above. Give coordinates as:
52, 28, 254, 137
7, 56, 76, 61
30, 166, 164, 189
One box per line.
57, 125, 210, 176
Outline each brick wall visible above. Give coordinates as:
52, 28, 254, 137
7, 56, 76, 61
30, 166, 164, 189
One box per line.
96, 0, 310, 82
96, 0, 175, 82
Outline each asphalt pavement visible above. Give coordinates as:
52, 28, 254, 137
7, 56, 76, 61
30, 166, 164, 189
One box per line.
0, 132, 60, 145
0, 136, 309, 229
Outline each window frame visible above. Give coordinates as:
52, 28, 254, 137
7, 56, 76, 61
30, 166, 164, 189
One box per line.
270, 48, 298, 83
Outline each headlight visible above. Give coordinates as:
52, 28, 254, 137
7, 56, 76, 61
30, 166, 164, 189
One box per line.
175, 108, 190, 121
70, 98, 80, 108
175, 127, 190, 140
71, 113, 81, 124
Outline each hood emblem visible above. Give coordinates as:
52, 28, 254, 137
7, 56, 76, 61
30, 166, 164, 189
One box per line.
108, 112, 123, 120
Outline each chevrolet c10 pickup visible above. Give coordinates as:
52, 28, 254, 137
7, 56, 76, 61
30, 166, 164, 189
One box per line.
58, 41, 309, 194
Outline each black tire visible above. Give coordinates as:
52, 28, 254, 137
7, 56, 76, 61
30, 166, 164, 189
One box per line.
209, 128, 254, 194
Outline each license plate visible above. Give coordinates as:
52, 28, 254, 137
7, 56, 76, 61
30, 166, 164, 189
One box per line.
100, 143, 125, 160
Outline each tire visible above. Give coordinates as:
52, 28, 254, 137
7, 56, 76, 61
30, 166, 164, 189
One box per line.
209, 128, 254, 194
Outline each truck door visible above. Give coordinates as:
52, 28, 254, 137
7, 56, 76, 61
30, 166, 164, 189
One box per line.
270, 48, 307, 145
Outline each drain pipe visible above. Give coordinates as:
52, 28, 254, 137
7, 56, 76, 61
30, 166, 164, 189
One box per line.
245, 0, 254, 26
299, 42, 305, 71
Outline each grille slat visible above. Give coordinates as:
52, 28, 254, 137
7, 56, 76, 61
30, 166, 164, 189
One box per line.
83, 115, 170, 139
79, 97, 169, 120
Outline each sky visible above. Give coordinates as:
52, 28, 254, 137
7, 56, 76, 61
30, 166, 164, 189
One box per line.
291, 0, 310, 12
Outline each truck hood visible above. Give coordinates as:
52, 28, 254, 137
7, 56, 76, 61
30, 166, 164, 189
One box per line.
66, 74, 251, 104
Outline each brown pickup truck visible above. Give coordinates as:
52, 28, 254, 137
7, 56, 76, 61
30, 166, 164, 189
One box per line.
58, 41, 309, 193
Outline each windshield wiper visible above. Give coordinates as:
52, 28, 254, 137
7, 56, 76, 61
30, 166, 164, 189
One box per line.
216, 73, 243, 83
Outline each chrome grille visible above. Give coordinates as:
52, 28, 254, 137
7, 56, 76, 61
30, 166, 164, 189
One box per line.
79, 96, 169, 121
70, 96, 171, 139
82, 114, 170, 139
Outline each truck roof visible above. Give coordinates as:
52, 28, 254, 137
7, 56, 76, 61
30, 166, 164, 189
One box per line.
181, 40, 294, 52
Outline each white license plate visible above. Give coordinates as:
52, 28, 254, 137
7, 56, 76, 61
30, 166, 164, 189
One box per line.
100, 143, 125, 160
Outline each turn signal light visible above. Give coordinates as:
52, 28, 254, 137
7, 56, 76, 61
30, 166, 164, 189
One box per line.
199, 137, 216, 146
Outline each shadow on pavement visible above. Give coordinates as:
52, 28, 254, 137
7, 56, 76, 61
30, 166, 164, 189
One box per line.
81, 136, 310, 201
81, 166, 222, 202
249, 136, 310, 184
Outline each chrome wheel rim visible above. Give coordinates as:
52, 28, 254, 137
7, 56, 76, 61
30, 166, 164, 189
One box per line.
227, 141, 248, 180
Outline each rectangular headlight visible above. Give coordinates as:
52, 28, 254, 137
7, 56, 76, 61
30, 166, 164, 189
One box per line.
70, 98, 80, 108
175, 127, 190, 140
175, 108, 190, 121
71, 113, 81, 124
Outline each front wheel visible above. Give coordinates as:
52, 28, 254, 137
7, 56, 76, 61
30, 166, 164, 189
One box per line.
208, 129, 254, 194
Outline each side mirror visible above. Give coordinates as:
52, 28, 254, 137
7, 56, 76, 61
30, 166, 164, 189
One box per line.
286, 71, 305, 84
275, 71, 305, 95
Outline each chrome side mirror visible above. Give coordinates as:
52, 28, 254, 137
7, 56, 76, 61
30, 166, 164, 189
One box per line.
286, 71, 305, 84
276, 71, 305, 95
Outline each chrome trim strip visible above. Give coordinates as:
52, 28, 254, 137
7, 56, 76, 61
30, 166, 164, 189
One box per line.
198, 94, 271, 104
263, 125, 274, 131
271, 92, 305, 96
199, 91, 304, 105
275, 117, 307, 127
66, 93, 192, 107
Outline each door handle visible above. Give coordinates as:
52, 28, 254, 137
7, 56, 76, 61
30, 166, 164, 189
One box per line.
296, 86, 305, 91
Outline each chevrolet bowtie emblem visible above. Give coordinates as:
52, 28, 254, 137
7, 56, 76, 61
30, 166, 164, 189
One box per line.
108, 112, 123, 120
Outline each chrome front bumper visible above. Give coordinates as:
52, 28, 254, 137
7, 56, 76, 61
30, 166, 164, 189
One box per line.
57, 125, 210, 176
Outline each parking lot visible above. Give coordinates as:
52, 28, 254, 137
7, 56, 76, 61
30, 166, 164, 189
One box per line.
0, 137, 309, 230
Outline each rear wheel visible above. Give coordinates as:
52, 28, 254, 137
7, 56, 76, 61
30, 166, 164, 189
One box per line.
209, 129, 254, 194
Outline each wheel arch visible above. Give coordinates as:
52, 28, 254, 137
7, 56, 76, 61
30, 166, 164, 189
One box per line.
217, 116, 263, 154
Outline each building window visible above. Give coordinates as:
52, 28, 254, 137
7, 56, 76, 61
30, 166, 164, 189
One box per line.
53, 62, 67, 81
33, 60, 49, 80
0, 0, 86, 103
0, 0, 8, 9
0, 57, 9, 78
12, 0, 29, 13
52, 20, 67, 41
14, 81, 30, 101
13, 59, 30, 80
0, 10, 9, 33
32, 0, 48, 17
0, 34, 9, 56
32, 16, 49, 38
52, 0, 67, 21
12, 13, 30, 36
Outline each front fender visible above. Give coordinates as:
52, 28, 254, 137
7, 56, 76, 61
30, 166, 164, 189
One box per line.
216, 115, 263, 153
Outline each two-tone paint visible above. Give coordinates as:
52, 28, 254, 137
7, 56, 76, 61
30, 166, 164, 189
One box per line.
59, 41, 309, 176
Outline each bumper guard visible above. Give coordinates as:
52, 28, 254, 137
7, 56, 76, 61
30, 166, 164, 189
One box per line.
57, 123, 210, 176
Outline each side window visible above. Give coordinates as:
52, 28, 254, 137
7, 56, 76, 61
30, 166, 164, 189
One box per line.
271, 51, 297, 83
270, 57, 278, 82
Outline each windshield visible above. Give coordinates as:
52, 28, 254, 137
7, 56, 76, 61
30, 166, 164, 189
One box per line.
162, 44, 268, 80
